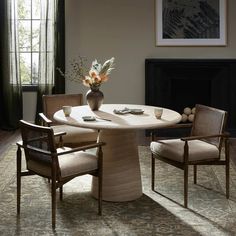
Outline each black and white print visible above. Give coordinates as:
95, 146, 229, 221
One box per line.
156, 0, 227, 46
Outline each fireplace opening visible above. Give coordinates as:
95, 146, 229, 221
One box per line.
171, 78, 211, 114
145, 59, 236, 136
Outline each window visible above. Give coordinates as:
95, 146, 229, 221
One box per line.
17, 0, 40, 85
13, 0, 55, 87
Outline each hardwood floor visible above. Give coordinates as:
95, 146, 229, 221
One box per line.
0, 129, 20, 159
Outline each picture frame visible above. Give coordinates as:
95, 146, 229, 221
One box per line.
155, 0, 227, 46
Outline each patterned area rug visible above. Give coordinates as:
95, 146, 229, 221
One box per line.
1, 145, 236, 236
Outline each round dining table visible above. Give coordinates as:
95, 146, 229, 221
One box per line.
54, 104, 181, 202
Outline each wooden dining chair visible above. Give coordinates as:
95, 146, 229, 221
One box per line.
17, 120, 105, 228
39, 94, 98, 147
150, 104, 230, 208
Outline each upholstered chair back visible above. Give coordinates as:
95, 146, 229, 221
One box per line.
191, 104, 227, 149
43, 94, 83, 125
20, 120, 57, 177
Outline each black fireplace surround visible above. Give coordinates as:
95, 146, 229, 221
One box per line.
145, 59, 236, 136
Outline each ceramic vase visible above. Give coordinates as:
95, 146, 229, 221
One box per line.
86, 86, 104, 110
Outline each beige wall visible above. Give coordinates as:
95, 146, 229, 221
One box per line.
23, 92, 37, 122
65, 0, 236, 105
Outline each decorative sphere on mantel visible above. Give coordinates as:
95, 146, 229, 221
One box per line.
192, 107, 196, 114
184, 107, 192, 115
188, 114, 194, 122
181, 114, 188, 122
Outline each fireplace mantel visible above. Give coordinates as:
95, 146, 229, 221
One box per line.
145, 59, 236, 135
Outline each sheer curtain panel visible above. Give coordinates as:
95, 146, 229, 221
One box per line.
35, 0, 65, 124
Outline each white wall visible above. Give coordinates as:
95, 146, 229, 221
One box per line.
23, 0, 236, 120
23, 92, 37, 121
65, 0, 236, 105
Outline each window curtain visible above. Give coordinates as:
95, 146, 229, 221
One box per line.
0, 0, 22, 130
54, 0, 65, 94
35, 0, 65, 124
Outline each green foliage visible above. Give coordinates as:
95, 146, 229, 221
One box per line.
17, 0, 40, 84
57, 56, 89, 83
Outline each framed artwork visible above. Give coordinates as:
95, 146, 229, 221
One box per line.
155, 0, 227, 46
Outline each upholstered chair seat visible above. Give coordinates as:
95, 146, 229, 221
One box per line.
27, 147, 98, 178
150, 139, 219, 163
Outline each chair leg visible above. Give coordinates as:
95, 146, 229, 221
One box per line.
59, 186, 63, 201
98, 146, 103, 215
184, 165, 189, 208
193, 165, 197, 184
17, 146, 22, 215
151, 154, 155, 191
225, 139, 230, 199
51, 167, 57, 228
226, 163, 230, 199
98, 173, 102, 215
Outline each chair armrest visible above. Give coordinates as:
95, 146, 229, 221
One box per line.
17, 142, 106, 159
16, 140, 23, 147
223, 131, 230, 137
165, 123, 193, 129
181, 133, 229, 142
19, 144, 52, 156
54, 131, 67, 137
39, 113, 53, 126
57, 142, 106, 156
152, 123, 192, 130
54, 131, 67, 148
150, 123, 192, 141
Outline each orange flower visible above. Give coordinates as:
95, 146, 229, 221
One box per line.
93, 75, 101, 84
89, 70, 97, 78
82, 76, 91, 87
100, 74, 109, 82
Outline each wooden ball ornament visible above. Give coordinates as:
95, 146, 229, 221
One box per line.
188, 114, 194, 122
184, 107, 191, 115
182, 113, 188, 122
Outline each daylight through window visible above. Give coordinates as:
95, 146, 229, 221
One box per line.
13, 0, 55, 86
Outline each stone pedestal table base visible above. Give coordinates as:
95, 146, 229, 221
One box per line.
91, 129, 142, 202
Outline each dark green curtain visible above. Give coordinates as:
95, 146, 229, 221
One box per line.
0, 0, 22, 130
54, 0, 65, 94
35, 0, 65, 124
